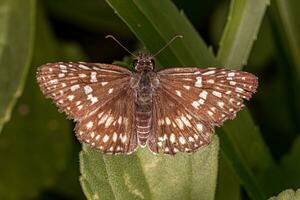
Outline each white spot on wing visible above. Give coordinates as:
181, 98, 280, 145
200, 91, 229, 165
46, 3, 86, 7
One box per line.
108, 88, 114, 94
118, 116, 122, 124
198, 99, 205, 105
79, 73, 87, 78
105, 116, 114, 128
90, 97, 98, 104
175, 90, 182, 97
58, 73, 65, 78
112, 132, 118, 142
49, 79, 58, 84
188, 136, 194, 142
59, 64, 67, 70
196, 123, 203, 132
175, 118, 184, 130
183, 85, 191, 90
207, 79, 215, 84
228, 72, 235, 77
192, 101, 200, 109
67, 95, 75, 101
90, 132, 95, 138
71, 84, 80, 91
165, 117, 171, 125
212, 91, 222, 98
235, 87, 244, 92
218, 101, 225, 108
199, 90, 208, 99
90, 72, 97, 82
179, 136, 186, 144
103, 134, 109, 143
170, 133, 176, 143
230, 81, 236, 85
181, 115, 191, 127
195, 77, 202, 87
98, 114, 108, 125
84, 85, 93, 94
203, 70, 215, 75
79, 64, 90, 70
86, 121, 93, 129
122, 135, 127, 143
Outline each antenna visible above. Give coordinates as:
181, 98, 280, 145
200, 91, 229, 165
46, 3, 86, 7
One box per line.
105, 35, 137, 57
153, 35, 183, 57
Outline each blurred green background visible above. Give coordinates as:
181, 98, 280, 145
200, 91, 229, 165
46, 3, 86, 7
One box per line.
0, 0, 300, 199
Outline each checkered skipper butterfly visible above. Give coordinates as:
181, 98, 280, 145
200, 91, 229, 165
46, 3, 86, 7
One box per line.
36, 35, 258, 155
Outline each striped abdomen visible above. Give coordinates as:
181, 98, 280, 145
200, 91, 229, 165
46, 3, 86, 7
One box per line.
135, 72, 153, 147
136, 103, 152, 147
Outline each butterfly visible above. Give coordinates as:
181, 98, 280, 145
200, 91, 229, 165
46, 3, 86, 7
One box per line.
36, 35, 258, 155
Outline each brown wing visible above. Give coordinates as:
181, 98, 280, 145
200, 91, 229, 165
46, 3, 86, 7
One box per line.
148, 87, 213, 155
74, 87, 138, 154
37, 62, 138, 154
148, 67, 258, 155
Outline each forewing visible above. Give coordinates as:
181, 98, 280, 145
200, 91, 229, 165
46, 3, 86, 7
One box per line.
158, 67, 258, 126
36, 62, 131, 120
148, 67, 258, 155
37, 62, 137, 154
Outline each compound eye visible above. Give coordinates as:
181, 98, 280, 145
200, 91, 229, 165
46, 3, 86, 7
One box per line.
150, 59, 155, 66
133, 59, 138, 66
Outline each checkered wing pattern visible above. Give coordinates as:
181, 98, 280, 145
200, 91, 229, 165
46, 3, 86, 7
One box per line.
37, 62, 138, 154
148, 67, 258, 154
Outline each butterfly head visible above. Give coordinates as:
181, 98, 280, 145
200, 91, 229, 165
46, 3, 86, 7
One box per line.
133, 52, 155, 72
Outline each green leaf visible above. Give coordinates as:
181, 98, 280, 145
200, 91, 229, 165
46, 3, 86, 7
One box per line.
0, 5, 73, 199
270, 0, 300, 77
217, 0, 270, 69
80, 136, 219, 200
0, 0, 35, 132
268, 189, 300, 200
280, 136, 300, 188
217, 0, 285, 198
215, 155, 241, 200
269, 0, 300, 131
43, 0, 132, 37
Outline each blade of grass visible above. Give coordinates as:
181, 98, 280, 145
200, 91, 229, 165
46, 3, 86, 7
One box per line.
217, 0, 270, 69
217, 0, 285, 198
269, 0, 300, 76
0, 0, 35, 133
215, 155, 241, 200
268, 0, 300, 132
43, 0, 132, 37
280, 136, 300, 188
